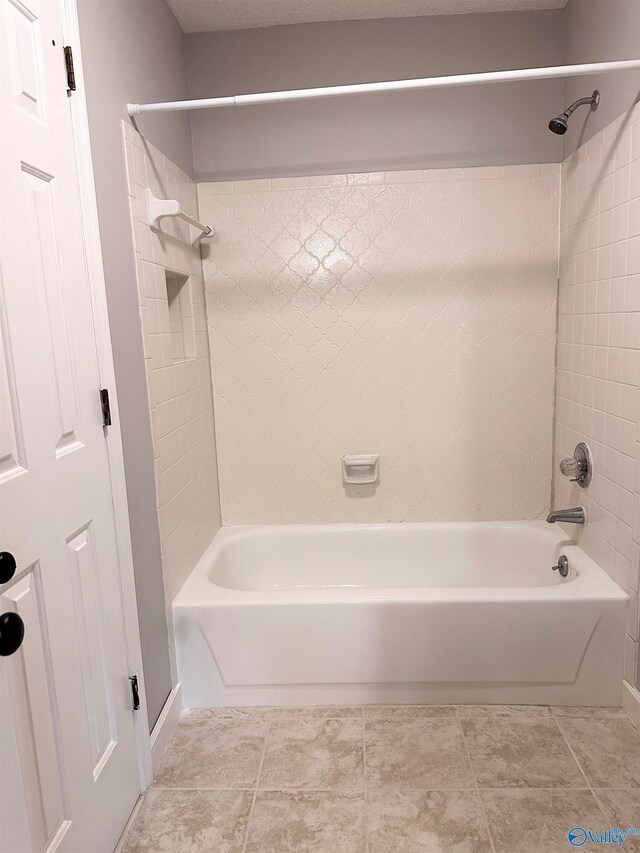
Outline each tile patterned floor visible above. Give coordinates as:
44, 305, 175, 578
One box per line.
120, 705, 640, 853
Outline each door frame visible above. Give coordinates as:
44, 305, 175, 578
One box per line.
58, 0, 154, 791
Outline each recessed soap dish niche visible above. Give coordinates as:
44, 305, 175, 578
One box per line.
165, 270, 196, 362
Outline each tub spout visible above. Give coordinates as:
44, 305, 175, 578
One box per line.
546, 506, 586, 524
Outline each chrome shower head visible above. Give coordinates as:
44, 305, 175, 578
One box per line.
548, 90, 600, 135
548, 115, 569, 135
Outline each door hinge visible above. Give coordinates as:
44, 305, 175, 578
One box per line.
99, 389, 112, 427
129, 675, 140, 711
63, 45, 76, 92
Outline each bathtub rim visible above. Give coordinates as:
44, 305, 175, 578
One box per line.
173, 520, 628, 606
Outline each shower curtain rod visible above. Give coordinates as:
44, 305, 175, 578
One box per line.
127, 59, 640, 116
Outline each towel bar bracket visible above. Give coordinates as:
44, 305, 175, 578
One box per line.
145, 188, 213, 238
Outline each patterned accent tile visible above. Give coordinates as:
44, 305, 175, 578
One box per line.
198, 169, 559, 524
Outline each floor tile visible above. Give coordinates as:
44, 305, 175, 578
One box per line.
123, 704, 640, 851
190, 706, 272, 721
595, 789, 640, 828
366, 790, 492, 852
270, 706, 363, 719
365, 719, 474, 790
245, 791, 365, 852
364, 705, 456, 719
480, 789, 605, 853
122, 789, 253, 853
455, 705, 551, 718
259, 718, 364, 790
154, 710, 268, 789
558, 717, 640, 788
551, 706, 627, 719
461, 718, 584, 788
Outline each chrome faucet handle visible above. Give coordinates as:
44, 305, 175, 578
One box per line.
559, 457, 581, 478
558, 442, 593, 488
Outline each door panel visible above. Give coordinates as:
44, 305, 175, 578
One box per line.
1, 0, 142, 849
66, 523, 116, 772
0, 278, 26, 480
20, 162, 82, 456
5, 0, 46, 122
1, 569, 67, 850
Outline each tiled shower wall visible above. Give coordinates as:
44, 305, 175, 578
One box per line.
123, 124, 221, 675
198, 166, 560, 525
553, 104, 640, 689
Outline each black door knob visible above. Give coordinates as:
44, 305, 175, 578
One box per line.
0, 612, 25, 656
0, 552, 17, 584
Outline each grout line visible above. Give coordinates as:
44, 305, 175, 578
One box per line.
363, 785, 596, 791
458, 785, 595, 791
150, 785, 258, 791
552, 716, 609, 820
457, 717, 497, 853
454, 707, 553, 719
151, 783, 623, 792
362, 707, 368, 853
241, 719, 271, 853
254, 785, 370, 792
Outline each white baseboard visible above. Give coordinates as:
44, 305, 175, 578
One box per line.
149, 683, 182, 776
622, 680, 640, 730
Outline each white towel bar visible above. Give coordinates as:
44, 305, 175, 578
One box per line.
146, 189, 213, 237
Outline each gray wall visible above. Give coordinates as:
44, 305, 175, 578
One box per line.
77, 0, 193, 729
186, 11, 564, 181
562, 0, 640, 156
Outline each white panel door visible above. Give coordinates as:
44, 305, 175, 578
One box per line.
0, 0, 141, 850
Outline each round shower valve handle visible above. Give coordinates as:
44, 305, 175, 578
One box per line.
559, 457, 581, 478
558, 441, 592, 488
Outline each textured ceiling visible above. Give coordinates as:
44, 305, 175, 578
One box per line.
168, 0, 568, 33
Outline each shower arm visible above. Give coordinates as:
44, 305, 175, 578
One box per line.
127, 59, 640, 116
561, 94, 599, 119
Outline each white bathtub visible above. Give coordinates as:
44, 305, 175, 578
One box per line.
173, 522, 628, 708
